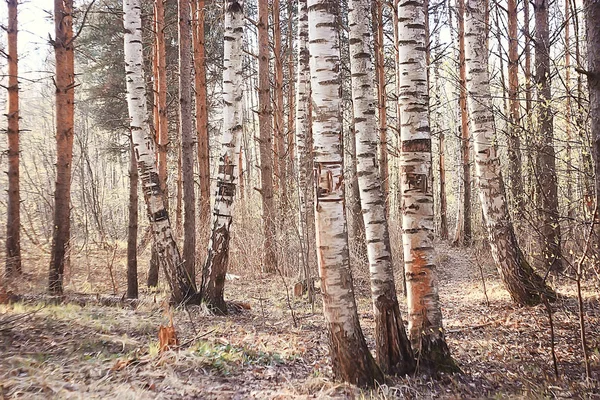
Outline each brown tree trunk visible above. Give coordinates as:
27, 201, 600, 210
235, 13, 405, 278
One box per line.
179, 0, 196, 284
258, 0, 277, 273
286, 1, 295, 165
535, 0, 562, 272
564, 0, 573, 218
374, 0, 389, 211
193, 0, 211, 224
273, 0, 286, 213
507, 0, 523, 212
127, 138, 139, 299
49, 0, 75, 294
5, 0, 21, 276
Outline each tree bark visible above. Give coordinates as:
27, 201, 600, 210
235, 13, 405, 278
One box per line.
349, 0, 415, 376
374, 0, 389, 211
124, 0, 197, 305
127, 138, 139, 299
564, 0, 573, 219
179, 0, 196, 284
464, 0, 556, 306
308, 0, 383, 386
193, 0, 211, 225
273, 0, 287, 213
6, 0, 21, 276
397, 0, 457, 373
49, 0, 75, 294
201, 0, 244, 314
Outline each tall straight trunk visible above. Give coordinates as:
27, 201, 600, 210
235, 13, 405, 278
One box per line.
587, 0, 600, 259
295, 0, 315, 301
464, 0, 555, 306
273, 0, 286, 209
534, 0, 562, 272
287, 1, 295, 165
193, 0, 211, 224
507, 0, 523, 212
374, 0, 389, 210
127, 138, 139, 299
564, 0, 573, 218
308, 0, 383, 386
124, 0, 197, 305
453, 0, 472, 246
257, 0, 277, 273
201, 0, 244, 314
397, 0, 457, 372
349, 0, 415, 375
5, 0, 20, 275
176, 134, 183, 237
147, 0, 170, 288
49, 0, 75, 294
349, 124, 367, 251
179, 0, 196, 284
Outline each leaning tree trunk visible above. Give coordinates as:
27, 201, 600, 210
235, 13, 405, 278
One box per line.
534, 0, 562, 272
295, 0, 315, 301
348, 0, 415, 376
464, 0, 555, 306
201, 0, 244, 315
257, 0, 278, 274
179, 0, 196, 284
49, 0, 75, 294
397, 0, 458, 373
127, 138, 139, 299
123, 0, 197, 305
5, 0, 20, 276
308, 0, 383, 387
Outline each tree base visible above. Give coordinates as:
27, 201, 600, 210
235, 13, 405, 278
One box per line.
415, 332, 461, 375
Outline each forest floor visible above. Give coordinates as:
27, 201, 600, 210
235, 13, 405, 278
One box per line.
1, 243, 599, 399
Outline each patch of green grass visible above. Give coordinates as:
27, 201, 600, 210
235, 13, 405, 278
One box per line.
191, 340, 285, 375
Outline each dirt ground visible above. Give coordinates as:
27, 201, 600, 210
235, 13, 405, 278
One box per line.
1, 243, 599, 399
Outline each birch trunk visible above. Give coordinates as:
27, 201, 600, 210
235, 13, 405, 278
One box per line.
5, 0, 20, 275
201, 0, 244, 314
308, 0, 383, 386
397, 0, 457, 372
464, 0, 555, 305
49, 0, 75, 294
349, 0, 415, 376
124, 0, 197, 305
257, 0, 277, 274
295, 0, 315, 301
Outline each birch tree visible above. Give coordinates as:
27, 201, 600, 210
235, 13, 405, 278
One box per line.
397, 0, 456, 371
348, 0, 414, 376
464, 0, 555, 305
308, 0, 383, 386
123, 0, 197, 304
201, 0, 244, 315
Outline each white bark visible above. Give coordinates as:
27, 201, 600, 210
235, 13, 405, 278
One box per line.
202, 0, 244, 313
123, 0, 193, 303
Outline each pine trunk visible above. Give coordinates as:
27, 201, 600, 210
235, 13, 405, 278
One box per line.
201, 0, 244, 314
127, 138, 139, 299
397, 0, 457, 373
534, 0, 562, 272
308, 0, 383, 386
257, 0, 278, 274
349, 0, 415, 376
464, 0, 556, 306
124, 0, 197, 305
49, 0, 75, 294
273, 0, 287, 214
6, 0, 20, 275
564, 0, 573, 219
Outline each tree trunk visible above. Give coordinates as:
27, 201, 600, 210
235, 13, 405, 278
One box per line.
295, 0, 315, 303
452, 0, 472, 246
124, 0, 197, 305
397, 0, 457, 373
201, 0, 244, 314
127, 138, 139, 299
273, 0, 287, 215
49, 0, 75, 294
374, 0, 389, 211
193, 0, 211, 225
464, 0, 556, 306
179, 0, 196, 284
5, 0, 21, 276
349, 0, 415, 376
564, 0, 573, 219
534, 0, 562, 272
308, 0, 383, 386
257, 0, 278, 274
